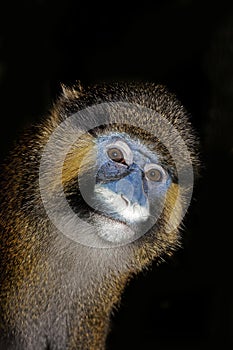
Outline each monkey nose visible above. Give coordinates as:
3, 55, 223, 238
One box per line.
116, 177, 148, 208
121, 194, 130, 206
116, 178, 134, 201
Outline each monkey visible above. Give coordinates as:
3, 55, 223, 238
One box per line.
0, 82, 199, 350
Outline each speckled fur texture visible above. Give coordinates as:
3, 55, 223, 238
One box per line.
0, 82, 199, 350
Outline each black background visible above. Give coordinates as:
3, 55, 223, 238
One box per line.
0, 1, 233, 349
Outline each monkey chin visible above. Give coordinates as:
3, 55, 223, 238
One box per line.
93, 214, 140, 244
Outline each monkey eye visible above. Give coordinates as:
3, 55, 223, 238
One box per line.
107, 147, 124, 162
144, 164, 166, 182
106, 140, 133, 165
146, 169, 162, 181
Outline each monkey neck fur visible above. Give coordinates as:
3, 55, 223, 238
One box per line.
0, 217, 135, 349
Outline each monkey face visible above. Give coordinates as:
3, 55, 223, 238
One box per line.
93, 133, 171, 227
61, 128, 178, 245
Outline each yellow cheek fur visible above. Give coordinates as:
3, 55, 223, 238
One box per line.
163, 182, 183, 233
61, 133, 96, 188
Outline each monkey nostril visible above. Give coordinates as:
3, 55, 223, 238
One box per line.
121, 194, 130, 206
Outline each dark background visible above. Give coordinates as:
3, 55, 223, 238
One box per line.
0, 1, 232, 349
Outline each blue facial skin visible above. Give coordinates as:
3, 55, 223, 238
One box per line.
97, 162, 148, 208
94, 133, 172, 224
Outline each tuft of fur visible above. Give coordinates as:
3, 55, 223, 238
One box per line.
0, 82, 199, 350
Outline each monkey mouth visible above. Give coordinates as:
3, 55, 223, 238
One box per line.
94, 185, 150, 224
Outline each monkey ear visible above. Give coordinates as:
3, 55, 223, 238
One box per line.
61, 81, 84, 100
